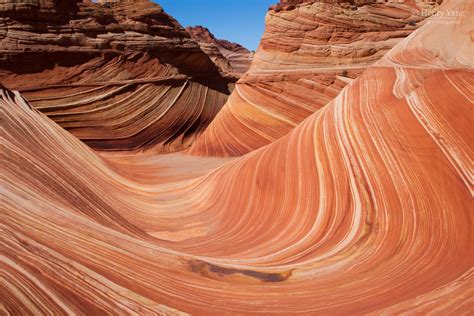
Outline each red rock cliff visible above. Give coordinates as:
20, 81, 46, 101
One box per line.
0, 0, 233, 152
186, 25, 254, 75
189, 0, 441, 156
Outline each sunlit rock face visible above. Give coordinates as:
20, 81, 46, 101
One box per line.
0, 0, 79, 20
189, 0, 441, 156
187, 25, 254, 75
0, 0, 233, 152
2, 0, 472, 313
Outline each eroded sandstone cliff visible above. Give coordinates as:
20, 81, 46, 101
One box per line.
0, 0, 233, 151
189, 0, 442, 156
187, 25, 254, 75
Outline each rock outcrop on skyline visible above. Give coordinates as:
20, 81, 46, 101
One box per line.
0, 0, 233, 151
187, 25, 254, 75
189, 0, 441, 156
2, 0, 473, 314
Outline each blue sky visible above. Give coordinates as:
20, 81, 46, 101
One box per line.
154, 0, 276, 51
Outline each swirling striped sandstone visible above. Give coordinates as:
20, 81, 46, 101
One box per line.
0, 0, 233, 152
186, 26, 254, 75
189, 0, 441, 156
2, 0, 473, 314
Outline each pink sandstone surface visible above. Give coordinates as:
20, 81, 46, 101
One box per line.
189, 0, 442, 156
0, 0, 234, 152
1, 0, 473, 314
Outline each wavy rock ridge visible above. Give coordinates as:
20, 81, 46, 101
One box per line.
2, 0, 473, 314
0, 0, 232, 152
189, 0, 441, 156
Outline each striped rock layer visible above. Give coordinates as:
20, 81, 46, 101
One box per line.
186, 26, 254, 75
2, 0, 473, 314
0, 0, 233, 152
189, 0, 441, 156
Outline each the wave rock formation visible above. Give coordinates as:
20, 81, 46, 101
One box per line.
1, 0, 473, 314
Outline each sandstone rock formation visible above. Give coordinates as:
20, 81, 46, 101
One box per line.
189, 0, 441, 156
187, 25, 254, 75
0, 0, 233, 151
2, 0, 473, 313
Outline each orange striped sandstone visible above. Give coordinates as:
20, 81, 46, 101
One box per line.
1, 0, 473, 314
0, 0, 233, 152
189, 0, 441, 156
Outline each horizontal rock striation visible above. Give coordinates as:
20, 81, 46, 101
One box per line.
0, 0, 233, 151
189, 0, 441, 156
2, 0, 472, 313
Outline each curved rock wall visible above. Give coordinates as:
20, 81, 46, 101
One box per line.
189, 0, 441, 156
0, 0, 233, 152
2, 0, 472, 313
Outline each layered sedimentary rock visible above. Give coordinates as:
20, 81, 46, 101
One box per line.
187, 25, 254, 75
0, 0, 232, 151
2, 0, 473, 313
189, 0, 441, 156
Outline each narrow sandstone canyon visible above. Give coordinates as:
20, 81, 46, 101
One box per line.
1, 0, 473, 314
